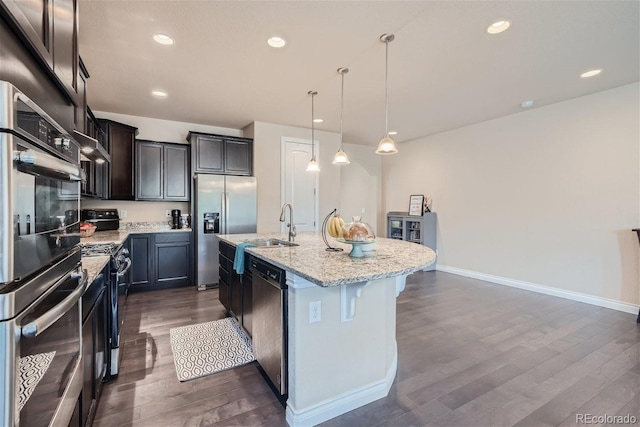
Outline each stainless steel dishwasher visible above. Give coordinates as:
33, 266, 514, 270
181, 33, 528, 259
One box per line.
251, 257, 288, 397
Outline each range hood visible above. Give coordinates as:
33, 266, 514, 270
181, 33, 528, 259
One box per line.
73, 130, 110, 163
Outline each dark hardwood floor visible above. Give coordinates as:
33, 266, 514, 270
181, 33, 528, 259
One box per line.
93, 271, 639, 427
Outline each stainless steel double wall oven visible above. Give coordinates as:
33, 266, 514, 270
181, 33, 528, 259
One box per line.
0, 81, 86, 426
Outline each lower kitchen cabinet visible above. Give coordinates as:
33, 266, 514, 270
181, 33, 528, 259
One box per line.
155, 233, 192, 287
218, 241, 252, 336
129, 232, 193, 291
241, 259, 252, 337
81, 263, 108, 427
218, 241, 233, 312
129, 233, 153, 287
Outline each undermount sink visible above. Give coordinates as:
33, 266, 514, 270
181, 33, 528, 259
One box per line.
247, 238, 299, 248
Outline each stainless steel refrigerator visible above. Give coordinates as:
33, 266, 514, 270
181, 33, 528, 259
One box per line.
194, 174, 257, 289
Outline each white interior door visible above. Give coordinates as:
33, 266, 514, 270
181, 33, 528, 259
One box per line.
281, 138, 318, 232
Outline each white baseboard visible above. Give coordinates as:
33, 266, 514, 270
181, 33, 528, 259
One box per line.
436, 265, 640, 315
285, 345, 398, 427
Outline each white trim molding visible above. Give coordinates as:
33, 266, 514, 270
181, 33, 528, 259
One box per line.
285, 342, 397, 427
437, 264, 640, 315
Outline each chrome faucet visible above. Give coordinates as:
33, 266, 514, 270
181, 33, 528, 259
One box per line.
279, 203, 296, 242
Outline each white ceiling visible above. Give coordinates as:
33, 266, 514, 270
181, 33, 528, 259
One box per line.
78, 1, 639, 147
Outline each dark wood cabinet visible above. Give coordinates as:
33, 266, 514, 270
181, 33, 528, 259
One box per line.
155, 233, 192, 287
130, 233, 153, 287
0, 0, 78, 103
80, 264, 107, 427
218, 241, 234, 314
241, 259, 252, 337
52, 0, 77, 99
224, 138, 252, 175
187, 132, 253, 176
99, 119, 138, 200
218, 241, 252, 336
129, 232, 192, 291
82, 110, 107, 199
135, 140, 189, 201
136, 141, 163, 199
218, 242, 231, 312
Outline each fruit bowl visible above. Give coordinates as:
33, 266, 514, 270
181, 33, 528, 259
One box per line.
80, 223, 96, 238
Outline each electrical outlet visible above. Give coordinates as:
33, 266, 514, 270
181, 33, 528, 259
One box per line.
120, 209, 127, 218
309, 301, 321, 323
166, 210, 171, 217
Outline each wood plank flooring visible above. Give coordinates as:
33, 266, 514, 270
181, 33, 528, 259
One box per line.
93, 272, 639, 427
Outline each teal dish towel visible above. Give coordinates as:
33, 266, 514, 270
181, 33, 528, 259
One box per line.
234, 242, 256, 275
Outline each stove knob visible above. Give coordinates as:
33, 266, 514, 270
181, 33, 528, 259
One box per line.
122, 248, 130, 256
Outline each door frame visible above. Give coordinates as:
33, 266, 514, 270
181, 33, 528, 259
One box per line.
280, 136, 320, 232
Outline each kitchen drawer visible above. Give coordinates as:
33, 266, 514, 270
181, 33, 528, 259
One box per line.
219, 265, 229, 285
220, 241, 236, 259
154, 232, 191, 244
219, 255, 232, 273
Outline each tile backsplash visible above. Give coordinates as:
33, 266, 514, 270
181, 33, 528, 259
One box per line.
81, 199, 190, 223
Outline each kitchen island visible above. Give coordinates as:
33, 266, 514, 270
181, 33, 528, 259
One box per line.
217, 232, 436, 427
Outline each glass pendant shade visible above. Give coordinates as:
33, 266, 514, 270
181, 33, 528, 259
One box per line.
306, 158, 320, 171
375, 135, 398, 154
332, 148, 350, 165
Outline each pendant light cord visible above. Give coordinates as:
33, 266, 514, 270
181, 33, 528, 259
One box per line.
340, 71, 344, 149
310, 91, 316, 160
384, 38, 389, 136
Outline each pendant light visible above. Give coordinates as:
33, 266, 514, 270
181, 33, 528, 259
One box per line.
375, 33, 398, 155
306, 90, 320, 172
332, 67, 351, 165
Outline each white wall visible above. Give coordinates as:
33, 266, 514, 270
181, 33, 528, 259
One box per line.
92, 111, 242, 143
339, 143, 382, 235
383, 83, 640, 307
83, 111, 243, 221
247, 121, 341, 233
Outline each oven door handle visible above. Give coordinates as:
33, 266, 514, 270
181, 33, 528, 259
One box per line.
14, 149, 86, 182
117, 258, 132, 278
21, 269, 87, 338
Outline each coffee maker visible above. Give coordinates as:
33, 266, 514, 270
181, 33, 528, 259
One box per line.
171, 209, 182, 229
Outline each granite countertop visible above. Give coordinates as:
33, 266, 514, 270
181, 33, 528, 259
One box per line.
217, 232, 436, 287
80, 223, 192, 284
82, 255, 110, 284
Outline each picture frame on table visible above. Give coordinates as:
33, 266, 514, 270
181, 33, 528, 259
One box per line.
408, 195, 425, 216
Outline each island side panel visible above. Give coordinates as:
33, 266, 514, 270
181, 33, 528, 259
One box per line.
286, 276, 398, 425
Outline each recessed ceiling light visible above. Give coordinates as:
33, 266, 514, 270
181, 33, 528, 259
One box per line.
487, 20, 511, 34
95, 158, 106, 164
313, 118, 323, 123
153, 33, 174, 45
152, 90, 168, 98
521, 100, 535, 108
81, 146, 94, 154
580, 69, 602, 78
388, 131, 398, 135
267, 36, 286, 48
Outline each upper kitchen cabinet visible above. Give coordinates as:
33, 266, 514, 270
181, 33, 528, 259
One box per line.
187, 132, 253, 176
98, 119, 138, 200
136, 140, 190, 201
0, 0, 79, 104
81, 108, 107, 198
